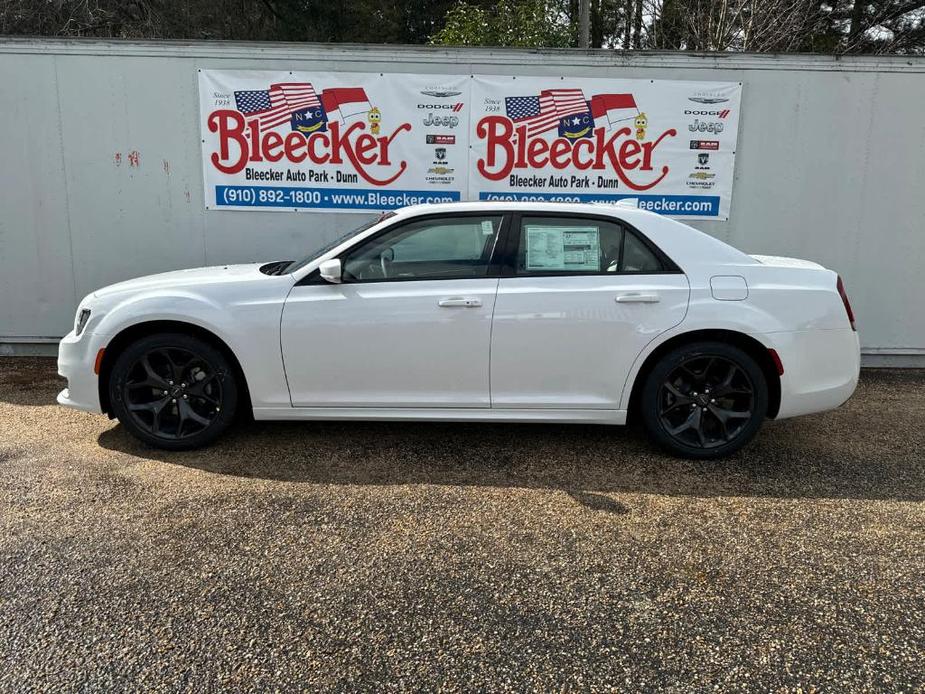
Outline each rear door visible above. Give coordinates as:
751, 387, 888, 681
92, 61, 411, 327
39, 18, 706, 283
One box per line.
489, 213, 689, 410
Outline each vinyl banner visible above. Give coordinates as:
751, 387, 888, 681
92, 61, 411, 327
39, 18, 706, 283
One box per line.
199, 70, 468, 211
198, 70, 741, 219
469, 76, 741, 220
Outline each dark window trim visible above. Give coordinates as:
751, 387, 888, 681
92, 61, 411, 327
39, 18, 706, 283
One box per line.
497, 212, 521, 277
296, 209, 682, 286
501, 210, 683, 278
297, 268, 325, 285
336, 211, 511, 285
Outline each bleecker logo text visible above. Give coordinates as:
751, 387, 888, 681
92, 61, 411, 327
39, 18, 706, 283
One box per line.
207, 110, 411, 186
475, 117, 676, 191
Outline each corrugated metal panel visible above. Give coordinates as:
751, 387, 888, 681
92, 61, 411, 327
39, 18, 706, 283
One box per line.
0, 52, 76, 339
1, 38, 923, 357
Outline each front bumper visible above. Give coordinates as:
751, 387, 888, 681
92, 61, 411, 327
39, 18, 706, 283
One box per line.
57, 329, 106, 413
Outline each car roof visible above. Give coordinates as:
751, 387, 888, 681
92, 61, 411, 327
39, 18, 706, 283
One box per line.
290, 200, 753, 280
392, 200, 662, 224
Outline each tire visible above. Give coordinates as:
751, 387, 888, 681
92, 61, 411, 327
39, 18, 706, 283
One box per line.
108, 333, 238, 450
640, 341, 768, 459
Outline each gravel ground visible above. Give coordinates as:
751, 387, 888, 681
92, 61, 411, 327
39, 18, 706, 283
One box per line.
1, 357, 924, 692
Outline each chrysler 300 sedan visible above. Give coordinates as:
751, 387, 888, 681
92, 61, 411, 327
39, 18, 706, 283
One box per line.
58, 202, 859, 458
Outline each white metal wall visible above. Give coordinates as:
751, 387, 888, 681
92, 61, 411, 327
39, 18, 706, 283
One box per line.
1, 39, 923, 363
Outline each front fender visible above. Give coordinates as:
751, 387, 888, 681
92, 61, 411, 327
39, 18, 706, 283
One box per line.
91, 287, 292, 409
94, 290, 228, 339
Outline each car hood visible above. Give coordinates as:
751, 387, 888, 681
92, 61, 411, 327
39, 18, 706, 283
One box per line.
92, 263, 271, 299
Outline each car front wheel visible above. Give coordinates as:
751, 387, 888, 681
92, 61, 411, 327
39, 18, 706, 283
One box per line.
108, 333, 238, 450
640, 341, 768, 459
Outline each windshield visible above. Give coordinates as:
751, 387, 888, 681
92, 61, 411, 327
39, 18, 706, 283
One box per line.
287, 212, 395, 273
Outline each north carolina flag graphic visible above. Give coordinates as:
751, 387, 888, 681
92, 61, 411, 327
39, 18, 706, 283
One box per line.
320, 87, 372, 123
589, 93, 639, 128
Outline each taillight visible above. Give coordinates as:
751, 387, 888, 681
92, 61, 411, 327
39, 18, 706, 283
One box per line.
836, 275, 856, 331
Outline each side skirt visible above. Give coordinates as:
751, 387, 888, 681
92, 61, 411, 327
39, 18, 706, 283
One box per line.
251, 406, 627, 425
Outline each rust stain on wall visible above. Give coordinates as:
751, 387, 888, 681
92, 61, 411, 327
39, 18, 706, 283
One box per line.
128, 150, 140, 167
163, 159, 170, 175
114, 152, 122, 166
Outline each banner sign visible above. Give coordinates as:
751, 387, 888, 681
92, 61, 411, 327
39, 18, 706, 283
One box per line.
199, 70, 741, 219
199, 70, 469, 211
469, 76, 741, 219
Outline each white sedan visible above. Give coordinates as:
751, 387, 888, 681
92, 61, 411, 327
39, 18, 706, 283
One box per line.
58, 202, 859, 458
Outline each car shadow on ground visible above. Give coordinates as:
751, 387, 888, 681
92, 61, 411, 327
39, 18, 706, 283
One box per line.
96, 413, 925, 504
5, 357, 923, 504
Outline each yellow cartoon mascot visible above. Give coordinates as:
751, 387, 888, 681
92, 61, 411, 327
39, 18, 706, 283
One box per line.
634, 112, 648, 141
368, 107, 381, 135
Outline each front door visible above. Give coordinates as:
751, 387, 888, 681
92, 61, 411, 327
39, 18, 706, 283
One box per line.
490, 214, 690, 409
281, 214, 504, 408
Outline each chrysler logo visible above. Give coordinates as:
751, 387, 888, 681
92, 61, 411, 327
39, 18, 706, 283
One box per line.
420, 90, 463, 98
688, 96, 729, 104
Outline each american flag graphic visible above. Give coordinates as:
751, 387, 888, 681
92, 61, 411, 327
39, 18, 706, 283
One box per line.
504, 89, 589, 136
234, 83, 321, 129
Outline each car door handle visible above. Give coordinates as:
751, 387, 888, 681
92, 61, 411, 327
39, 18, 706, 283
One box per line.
438, 297, 482, 308
615, 292, 661, 303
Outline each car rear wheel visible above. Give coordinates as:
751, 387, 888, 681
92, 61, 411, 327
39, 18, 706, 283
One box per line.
108, 333, 238, 450
640, 341, 768, 459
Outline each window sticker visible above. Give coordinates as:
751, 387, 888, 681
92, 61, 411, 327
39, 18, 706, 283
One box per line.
481, 220, 495, 236
525, 225, 601, 271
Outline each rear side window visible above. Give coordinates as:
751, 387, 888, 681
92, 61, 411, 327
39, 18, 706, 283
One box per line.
621, 229, 664, 273
515, 216, 665, 275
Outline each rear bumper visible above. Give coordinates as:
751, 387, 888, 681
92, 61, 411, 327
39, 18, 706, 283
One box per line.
57, 329, 105, 414
768, 328, 860, 419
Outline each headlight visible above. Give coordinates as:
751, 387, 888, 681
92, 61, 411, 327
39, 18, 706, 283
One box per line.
75, 308, 91, 336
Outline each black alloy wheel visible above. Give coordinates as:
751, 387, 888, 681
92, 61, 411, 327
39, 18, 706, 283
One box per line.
109, 333, 238, 450
658, 355, 754, 449
641, 342, 768, 459
122, 346, 223, 439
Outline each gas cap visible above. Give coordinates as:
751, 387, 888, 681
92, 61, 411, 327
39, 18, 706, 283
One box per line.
710, 275, 748, 301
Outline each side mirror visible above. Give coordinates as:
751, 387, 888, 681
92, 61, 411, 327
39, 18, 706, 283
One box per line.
319, 258, 342, 284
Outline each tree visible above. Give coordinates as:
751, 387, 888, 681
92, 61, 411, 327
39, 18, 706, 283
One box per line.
646, 0, 924, 52
429, 0, 574, 47
0, 0, 922, 52
643, 0, 836, 51
428, 0, 925, 52
835, 0, 925, 52
0, 0, 460, 43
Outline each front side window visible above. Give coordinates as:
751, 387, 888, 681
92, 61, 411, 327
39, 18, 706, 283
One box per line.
343, 215, 502, 282
515, 216, 664, 275
288, 213, 395, 274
